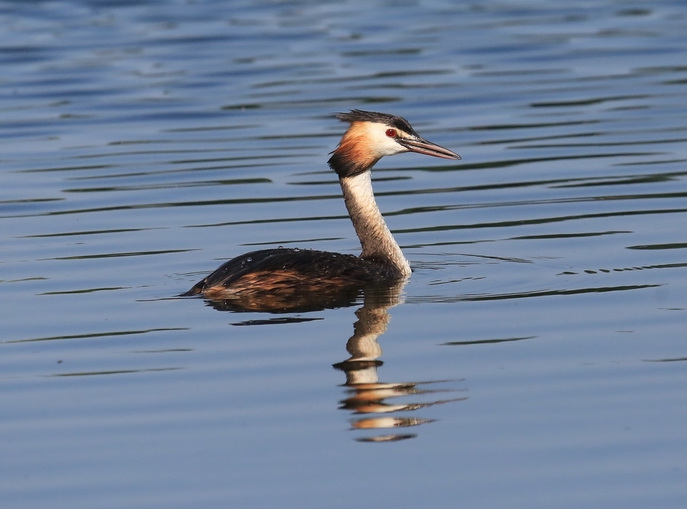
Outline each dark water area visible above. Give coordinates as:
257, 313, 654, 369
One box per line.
2, 1, 687, 508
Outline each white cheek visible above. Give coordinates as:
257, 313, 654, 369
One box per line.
364, 124, 408, 157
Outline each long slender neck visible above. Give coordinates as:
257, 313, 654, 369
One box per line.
339, 171, 411, 277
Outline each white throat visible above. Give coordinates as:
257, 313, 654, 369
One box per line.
339, 171, 411, 277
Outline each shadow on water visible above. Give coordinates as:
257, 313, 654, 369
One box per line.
185, 282, 467, 442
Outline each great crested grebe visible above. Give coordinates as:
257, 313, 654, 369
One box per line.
184, 109, 460, 301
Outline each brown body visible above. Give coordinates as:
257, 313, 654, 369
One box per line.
183, 248, 400, 312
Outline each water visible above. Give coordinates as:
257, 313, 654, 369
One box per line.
2, 1, 687, 508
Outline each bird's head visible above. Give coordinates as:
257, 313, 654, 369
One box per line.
328, 109, 460, 178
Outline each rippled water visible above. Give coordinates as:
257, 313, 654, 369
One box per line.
3, 1, 687, 508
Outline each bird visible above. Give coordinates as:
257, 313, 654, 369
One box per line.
183, 109, 460, 306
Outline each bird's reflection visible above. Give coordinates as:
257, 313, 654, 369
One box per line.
189, 280, 466, 442
197, 284, 363, 313
332, 283, 466, 442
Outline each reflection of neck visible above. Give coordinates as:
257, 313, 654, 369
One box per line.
343, 282, 406, 365
345, 305, 390, 363
339, 172, 411, 277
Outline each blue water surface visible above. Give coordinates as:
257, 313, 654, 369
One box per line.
2, 1, 687, 508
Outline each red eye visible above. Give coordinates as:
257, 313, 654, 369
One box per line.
385, 129, 397, 138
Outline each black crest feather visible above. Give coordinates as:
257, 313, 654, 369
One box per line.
335, 109, 418, 137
